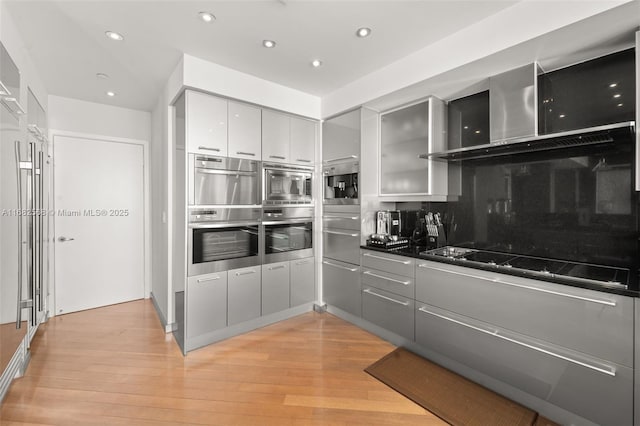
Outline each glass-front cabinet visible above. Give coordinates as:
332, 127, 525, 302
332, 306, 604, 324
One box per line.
379, 97, 447, 200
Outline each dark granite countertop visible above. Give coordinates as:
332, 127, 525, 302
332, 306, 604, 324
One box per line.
361, 245, 640, 298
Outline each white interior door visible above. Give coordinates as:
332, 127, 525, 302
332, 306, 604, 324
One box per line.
54, 135, 144, 315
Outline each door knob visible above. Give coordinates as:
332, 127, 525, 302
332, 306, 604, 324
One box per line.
58, 236, 75, 242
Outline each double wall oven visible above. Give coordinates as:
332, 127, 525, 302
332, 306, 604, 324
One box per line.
187, 155, 314, 277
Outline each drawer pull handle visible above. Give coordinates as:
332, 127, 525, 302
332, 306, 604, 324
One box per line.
323, 215, 359, 220
268, 265, 286, 271
363, 270, 409, 286
236, 151, 256, 156
269, 155, 286, 160
197, 276, 220, 283
235, 270, 256, 276
198, 146, 221, 152
417, 264, 617, 307
325, 155, 357, 163
363, 252, 410, 265
295, 260, 310, 265
363, 288, 409, 306
322, 260, 358, 272
296, 159, 312, 163
323, 230, 359, 237
417, 307, 616, 377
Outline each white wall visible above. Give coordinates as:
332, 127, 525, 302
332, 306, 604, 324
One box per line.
48, 95, 150, 141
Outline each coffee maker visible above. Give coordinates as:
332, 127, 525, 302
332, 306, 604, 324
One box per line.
368, 211, 409, 249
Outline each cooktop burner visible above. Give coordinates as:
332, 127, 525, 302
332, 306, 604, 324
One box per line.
420, 246, 629, 288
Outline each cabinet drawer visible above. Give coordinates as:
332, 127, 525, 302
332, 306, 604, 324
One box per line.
415, 303, 633, 426
361, 250, 414, 278
415, 260, 634, 367
362, 286, 414, 340
323, 258, 361, 317
322, 213, 360, 231
186, 272, 227, 339
361, 267, 414, 299
323, 228, 360, 265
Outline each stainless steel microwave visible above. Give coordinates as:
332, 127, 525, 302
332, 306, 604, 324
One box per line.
188, 154, 260, 206
263, 163, 312, 206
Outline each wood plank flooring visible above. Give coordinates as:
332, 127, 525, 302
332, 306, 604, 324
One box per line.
0, 300, 444, 425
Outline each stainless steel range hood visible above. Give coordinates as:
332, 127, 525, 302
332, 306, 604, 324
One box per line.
423, 121, 635, 161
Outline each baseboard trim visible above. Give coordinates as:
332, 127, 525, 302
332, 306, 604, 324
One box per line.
150, 292, 174, 333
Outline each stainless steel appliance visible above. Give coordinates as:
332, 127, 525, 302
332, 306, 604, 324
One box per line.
375, 211, 401, 236
188, 154, 260, 206
187, 208, 261, 276
263, 163, 312, 206
323, 161, 359, 204
262, 207, 313, 263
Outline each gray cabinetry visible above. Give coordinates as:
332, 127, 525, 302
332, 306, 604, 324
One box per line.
322, 109, 360, 162
362, 287, 414, 340
322, 228, 360, 265
290, 257, 315, 306
415, 303, 633, 426
323, 258, 361, 317
186, 272, 227, 339
228, 101, 261, 160
415, 260, 634, 367
262, 261, 290, 316
262, 109, 290, 163
289, 117, 315, 165
227, 266, 261, 325
361, 251, 414, 280
185, 90, 228, 156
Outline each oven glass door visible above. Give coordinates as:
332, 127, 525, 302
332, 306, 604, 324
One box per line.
192, 225, 259, 263
264, 221, 313, 261
264, 169, 312, 203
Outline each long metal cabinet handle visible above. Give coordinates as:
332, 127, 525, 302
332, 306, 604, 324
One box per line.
14, 141, 23, 329
236, 270, 256, 276
295, 260, 311, 265
198, 146, 220, 152
268, 265, 286, 270
0, 79, 11, 96
362, 252, 410, 265
195, 169, 257, 177
362, 270, 410, 286
322, 260, 358, 272
236, 151, 256, 156
197, 276, 220, 283
363, 288, 409, 306
323, 215, 359, 220
325, 155, 357, 163
417, 306, 616, 377
296, 159, 311, 163
269, 155, 286, 160
322, 229, 359, 237
417, 263, 617, 307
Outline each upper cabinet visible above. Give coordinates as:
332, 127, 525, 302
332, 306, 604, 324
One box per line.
185, 90, 228, 156
379, 97, 447, 200
447, 91, 489, 150
262, 109, 290, 163
263, 110, 317, 165
322, 109, 361, 163
289, 117, 315, 165
228, 101, 261, 160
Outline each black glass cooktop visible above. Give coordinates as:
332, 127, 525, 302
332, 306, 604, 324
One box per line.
420, 246, 629, 288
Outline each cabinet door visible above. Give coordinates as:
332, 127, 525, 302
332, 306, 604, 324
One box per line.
290, 257, 315, 306
290, 117, 315, 165
322, 109, 360, 163
228, 101, 261, 160
262, 261, 290, 315
186, 272, 227, 339
362, 286, 414, 340
186, 90, 228, 156
227, 266, 261, 325
262, 110, 289, 163
322, 258, 361, 317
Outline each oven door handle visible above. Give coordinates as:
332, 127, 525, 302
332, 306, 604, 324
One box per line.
189, 221, 260, 229
262, 219, 313, 225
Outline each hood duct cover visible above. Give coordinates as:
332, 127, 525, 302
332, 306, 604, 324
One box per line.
423, 121, 635, 162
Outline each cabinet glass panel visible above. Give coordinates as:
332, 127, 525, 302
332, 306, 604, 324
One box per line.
380, 101, 429, 195
447, 91, 489, 150
538, 49, 635, 134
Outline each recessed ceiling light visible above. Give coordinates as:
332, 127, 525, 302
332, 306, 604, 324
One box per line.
263, 40, 276, 48
198, 12, 215, 23
559, 114, 566, 118
105, 31, 124, 41
617, 103, 624, 107
463, 126, 469, 130
106, 91, 116, 97
356, 27, 372, 38
613, 93, 621, 98
609, 83, 618, 88
96, 73, 109, 79
311, 59, 322, 68
474, 130, 481, 134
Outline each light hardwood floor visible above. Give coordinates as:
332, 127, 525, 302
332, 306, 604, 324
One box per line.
0, 300, 444, 425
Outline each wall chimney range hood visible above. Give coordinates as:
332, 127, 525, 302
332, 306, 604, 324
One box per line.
422, 59, 636, 162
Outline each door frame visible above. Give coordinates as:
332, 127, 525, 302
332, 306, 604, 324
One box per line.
49, 130, 151, 317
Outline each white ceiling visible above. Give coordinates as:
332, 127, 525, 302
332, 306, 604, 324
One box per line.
4, 0, 521, 111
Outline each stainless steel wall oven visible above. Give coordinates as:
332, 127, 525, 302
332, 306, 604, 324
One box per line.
188, 208, 261, 276
262, 207, 313, 263
188, 154, 260, 206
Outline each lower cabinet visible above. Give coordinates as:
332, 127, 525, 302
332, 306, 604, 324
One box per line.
323, 258, 361, 317
290, 257, 315, 306
362, 286, 414, 340
262, 261, 290, 316
186, 271, 227, 339
228, 265, 261, 326
415, 302, 634, 426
